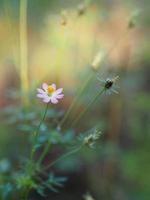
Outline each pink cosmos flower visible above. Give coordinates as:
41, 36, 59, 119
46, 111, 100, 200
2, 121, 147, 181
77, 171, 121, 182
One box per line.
37, 83, 64, 104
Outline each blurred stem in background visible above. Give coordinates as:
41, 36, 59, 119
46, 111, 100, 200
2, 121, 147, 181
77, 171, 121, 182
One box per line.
20, 0, 29, 107
3, 0, 17, 65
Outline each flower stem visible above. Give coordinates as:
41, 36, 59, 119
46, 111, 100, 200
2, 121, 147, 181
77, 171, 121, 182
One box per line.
71, 87, 105, 127
24, 188, 30, 200
35, 103, 49, 139
30, 103, 49, 160
20, 187, 30, 200
44, 145, 82, 170
37, 141, 51, 165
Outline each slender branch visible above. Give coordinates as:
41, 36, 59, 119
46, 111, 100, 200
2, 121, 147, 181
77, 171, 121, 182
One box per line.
30, 103, 49, 160
34, 103, 49, 140
44, 146, 82, 170
37, 141, 51, 165
71, 87, 105, 127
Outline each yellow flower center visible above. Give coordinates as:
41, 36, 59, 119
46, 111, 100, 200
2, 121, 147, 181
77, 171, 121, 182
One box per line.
47, 85, 56, 95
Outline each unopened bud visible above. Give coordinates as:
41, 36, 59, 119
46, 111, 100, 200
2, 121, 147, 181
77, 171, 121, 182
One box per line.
91, 51, 105, 71
128, 9, 141, 29
60, 10, 68, 26
77, 4, 87, 16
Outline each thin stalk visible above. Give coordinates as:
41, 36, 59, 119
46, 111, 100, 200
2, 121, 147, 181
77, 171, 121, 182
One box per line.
20, 0, 29, 107
24, 188, 30, 200
44, 145, 82, 170
71, 87, 105, 127
20, 187, 30, 200
35, 103, 49, 140
58, 73, 94, 129
30, 103, 49, 160
37, 141, 51, 165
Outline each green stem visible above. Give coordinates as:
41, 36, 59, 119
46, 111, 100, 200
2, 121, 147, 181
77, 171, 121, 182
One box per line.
20, 187, 30, 200
37, 141, 51, 165
30, 103, 49, 160
35, 103, 49, 140
44, 145, 82, 170
71, 87, 105, 127
24, 188, 30, 200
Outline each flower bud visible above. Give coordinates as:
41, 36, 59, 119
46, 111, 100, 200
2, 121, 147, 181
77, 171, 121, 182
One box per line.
91, 51, 105, 71
60, 10, 68, 26
127, 9, 141, 29
77, 4, 87, 16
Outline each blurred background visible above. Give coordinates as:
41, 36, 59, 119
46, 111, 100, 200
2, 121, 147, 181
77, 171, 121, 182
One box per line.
0, 0, 149, 199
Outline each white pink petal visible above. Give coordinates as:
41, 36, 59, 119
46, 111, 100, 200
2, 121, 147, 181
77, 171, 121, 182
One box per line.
37, 88, 45, 94
51, 83, 56, 90
55, 88, 63, 94
43, 97, 51, 103
42, 83, 48, 91
37, 93, 45, 98
51, 97, 58, 104
37, 83, 64, 104
56, 94, 64, 99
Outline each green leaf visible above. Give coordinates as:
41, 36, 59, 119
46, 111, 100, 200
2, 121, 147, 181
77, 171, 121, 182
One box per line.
0, 159, 11, 173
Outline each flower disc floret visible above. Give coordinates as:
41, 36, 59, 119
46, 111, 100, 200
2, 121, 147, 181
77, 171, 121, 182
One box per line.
47, 85, 56, 94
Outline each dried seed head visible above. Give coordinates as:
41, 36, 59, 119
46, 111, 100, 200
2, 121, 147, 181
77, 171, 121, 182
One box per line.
104, 78, 113, 89
83, 130, 101, 148
104, 76, 119, 90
